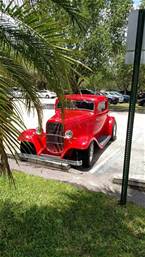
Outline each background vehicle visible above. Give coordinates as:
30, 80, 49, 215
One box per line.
123, 94, 130, 103
137, 92, 145, 106
79, 89, 118, 104
37, 90, 57, 98
79, 88, 96, 95
9, 87, 22, 98
103, 92, 118, 105
19, 94, 117, 168
138, 98, 145, 106
108, 91, 124, 103
138, 92, 145, 99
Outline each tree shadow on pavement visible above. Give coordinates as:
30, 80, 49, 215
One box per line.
101, 184, 145, 209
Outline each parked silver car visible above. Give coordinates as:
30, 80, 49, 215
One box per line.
107, 91, 124, 103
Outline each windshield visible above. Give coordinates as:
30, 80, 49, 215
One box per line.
111, 92, 120, 96
57, 99, 94, 111
109, 92, 116, 96
39, 90, 49, 93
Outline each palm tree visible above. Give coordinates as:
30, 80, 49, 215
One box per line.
0, 0, 86, 178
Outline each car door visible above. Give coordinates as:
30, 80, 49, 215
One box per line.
94, 100, 108, 134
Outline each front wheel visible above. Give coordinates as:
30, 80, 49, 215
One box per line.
82, 141, 95, 168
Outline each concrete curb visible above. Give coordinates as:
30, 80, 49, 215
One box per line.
113, 177, 145, 191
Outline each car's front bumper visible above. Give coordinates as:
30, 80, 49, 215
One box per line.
18, 153, 83, 168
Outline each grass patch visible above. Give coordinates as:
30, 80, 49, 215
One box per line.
0, 172, 145, 257
109, 103, 145, 113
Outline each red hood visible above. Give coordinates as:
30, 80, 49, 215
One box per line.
48, 109, 94, 125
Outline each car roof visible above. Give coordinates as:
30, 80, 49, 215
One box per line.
65, 94, 107, 102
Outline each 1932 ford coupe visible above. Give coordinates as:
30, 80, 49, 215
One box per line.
19, 94, 117, 168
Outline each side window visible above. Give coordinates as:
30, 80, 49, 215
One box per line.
98, 101, 106, 112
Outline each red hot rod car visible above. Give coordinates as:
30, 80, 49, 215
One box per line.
19, 94, 117, 168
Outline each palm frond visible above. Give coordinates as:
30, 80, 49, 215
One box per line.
0, 0, 87, 178
50, 0, 87, 30
0, 12, 69, 84
0, 76, 23, 180
0, 51, 42, 126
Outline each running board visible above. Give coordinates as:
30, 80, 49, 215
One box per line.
16, 153, 82, 171
97, 135, 111, 148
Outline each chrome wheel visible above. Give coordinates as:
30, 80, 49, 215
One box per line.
82, 141, 95, 168
89, 141, 94, 163
113, 124, 117, 138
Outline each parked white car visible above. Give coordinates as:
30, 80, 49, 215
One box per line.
37, 90, 57, 99
107, 91, 124, 103
10, 88, 22, 98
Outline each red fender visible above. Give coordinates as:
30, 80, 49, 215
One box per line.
61, 136, 101, 158
18, 129, 46, 155
61, 136, 91, 157
107, 116, 116, 136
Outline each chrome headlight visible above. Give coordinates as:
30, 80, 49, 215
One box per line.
64, 130, 73, 139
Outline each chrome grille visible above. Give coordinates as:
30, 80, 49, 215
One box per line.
46, 122, 64, 153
